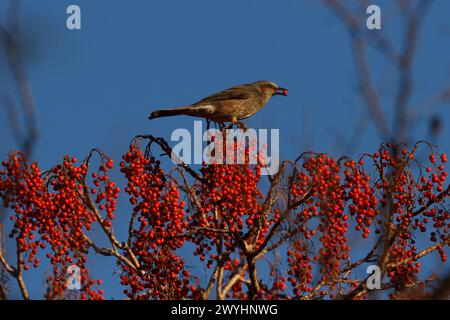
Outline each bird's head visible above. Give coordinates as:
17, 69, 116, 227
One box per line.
254, 81, 288, 102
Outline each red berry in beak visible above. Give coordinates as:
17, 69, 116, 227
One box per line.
274, 87, 288, 96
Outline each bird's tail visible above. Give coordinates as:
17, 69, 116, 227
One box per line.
148, 106, 194, 119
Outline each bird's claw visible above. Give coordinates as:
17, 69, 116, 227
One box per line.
221, 121, 247, 132
235, 122, 248, 131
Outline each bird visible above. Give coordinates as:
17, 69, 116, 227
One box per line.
148, 80, 288, 124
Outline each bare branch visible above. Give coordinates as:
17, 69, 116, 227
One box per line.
325, 0, 392, 139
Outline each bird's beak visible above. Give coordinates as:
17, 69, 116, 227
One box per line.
273, 87, 288, 96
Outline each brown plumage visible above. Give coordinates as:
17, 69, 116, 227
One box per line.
148, 80, 288, 123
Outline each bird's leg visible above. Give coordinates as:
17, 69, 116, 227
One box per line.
235, 121, 248, 131
228, 116, 247, 131
222, 117, 238, 131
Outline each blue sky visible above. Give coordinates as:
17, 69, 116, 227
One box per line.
1, 0, 449, 299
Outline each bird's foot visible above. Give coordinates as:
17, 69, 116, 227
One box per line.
219, 121, 247, 132
235, 122, 248, 131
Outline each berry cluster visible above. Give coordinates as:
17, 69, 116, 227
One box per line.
287, 143, 448, 298
0, 152, 109, 299
120, 143, 189, 299
292, 154, 350, 293
287, 243, 313, 296
0, 140, 448, 300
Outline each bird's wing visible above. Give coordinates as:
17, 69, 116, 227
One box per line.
195, 85, 253, 104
